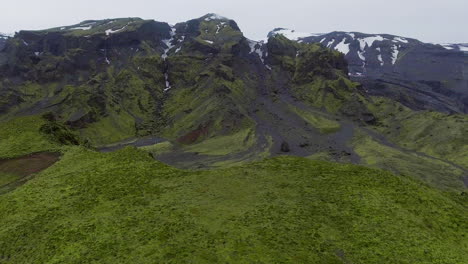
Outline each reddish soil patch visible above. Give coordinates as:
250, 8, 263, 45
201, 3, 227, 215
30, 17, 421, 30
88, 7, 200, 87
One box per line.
177, 123, 211, 145
0, 152, 61, 178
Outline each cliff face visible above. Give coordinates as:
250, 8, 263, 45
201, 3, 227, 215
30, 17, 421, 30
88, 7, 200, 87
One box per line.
0, 15, 369, 145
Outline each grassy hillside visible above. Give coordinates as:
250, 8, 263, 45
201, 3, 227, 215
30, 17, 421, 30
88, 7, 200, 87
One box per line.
368, 97, 468, 169
352, 129, 465, 191
0, 147, 466, 263
0, 116, 60, 158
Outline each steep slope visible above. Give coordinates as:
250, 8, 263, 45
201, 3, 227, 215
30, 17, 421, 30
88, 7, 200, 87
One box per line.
0, 15, 370, 152
270, 29, 468, 113
0, 18, 174, 144
0, 15, 467, 191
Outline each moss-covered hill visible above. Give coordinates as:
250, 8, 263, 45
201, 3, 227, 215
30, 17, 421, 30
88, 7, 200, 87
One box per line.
0, 146, 466, 264
0, 115, 466, 263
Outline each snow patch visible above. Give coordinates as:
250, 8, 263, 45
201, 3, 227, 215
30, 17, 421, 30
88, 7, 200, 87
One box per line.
334, 38, 350, 55
440, 44, 455, 50
205, 13, 228, 21
391, 45, 399, 64
326, 39, 335, 48
273, 28, 322, 41
347, 33, 355, 39
248, 39, 267, 65
203, 40, 214, 44
164, 73, 171, 92
358, 35, 385, 50
377, 54, 384, 66
70, 26, 92, 30
215, 22, 226, 34
106, 25, 127, 36
161, 27, 177, 92
357, 50, 366, 61
458, 45, 468, 52
161, 28, 177, 60
393, 37, 408, 43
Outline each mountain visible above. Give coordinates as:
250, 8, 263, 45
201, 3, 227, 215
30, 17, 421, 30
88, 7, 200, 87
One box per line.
0, 14, 467, 263
441, 43, 468, 53
0, 14, 467, 188
270, 28, 468, 113
0, 33, 9, 51
0, 14, 372, 152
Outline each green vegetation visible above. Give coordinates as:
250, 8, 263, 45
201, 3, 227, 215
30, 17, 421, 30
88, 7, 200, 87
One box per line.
289, 105, 341, 133
80, 111, 137, 145
0, 116, 60, 158
0, 173, 18, 187
41, 18, 150, 37
352, 130, 465, 190
368, 97, 468, 169
184, 128, 255, 155
140, 141, 174, 155
0, 147, 466, 263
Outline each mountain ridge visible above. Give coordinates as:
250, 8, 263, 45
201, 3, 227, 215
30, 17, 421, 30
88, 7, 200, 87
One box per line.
270, 28, 468, 113
0, 14, 467, 191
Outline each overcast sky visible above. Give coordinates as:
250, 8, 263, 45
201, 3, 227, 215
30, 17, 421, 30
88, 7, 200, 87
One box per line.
1, 0, 467, 43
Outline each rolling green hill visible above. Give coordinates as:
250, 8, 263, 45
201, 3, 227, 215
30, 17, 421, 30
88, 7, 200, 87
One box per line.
0, 147, 466, 263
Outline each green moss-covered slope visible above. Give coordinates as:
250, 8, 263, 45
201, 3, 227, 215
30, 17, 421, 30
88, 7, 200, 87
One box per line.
0, 147, 466, 264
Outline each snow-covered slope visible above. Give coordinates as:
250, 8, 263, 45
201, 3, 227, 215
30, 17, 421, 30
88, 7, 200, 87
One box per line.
269, 28, 468, 113
270, 29, 422, 76
441, 43, 468, 53
267, 28, 323, 41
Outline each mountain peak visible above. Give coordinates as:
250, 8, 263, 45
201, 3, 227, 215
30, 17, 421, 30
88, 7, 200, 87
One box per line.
267, 28, 323, 41
200, 13, 230, 22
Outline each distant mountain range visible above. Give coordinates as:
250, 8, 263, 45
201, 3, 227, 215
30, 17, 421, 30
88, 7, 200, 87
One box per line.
2, 24, 467, 114
268, 28, 468, 113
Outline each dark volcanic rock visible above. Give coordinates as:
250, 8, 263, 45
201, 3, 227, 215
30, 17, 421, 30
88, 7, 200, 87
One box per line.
281, 141, 290, 152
